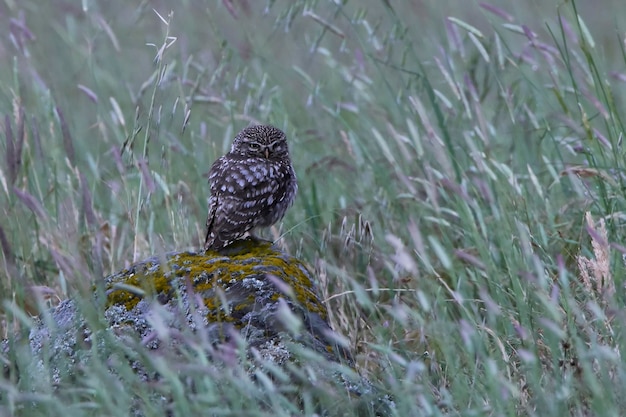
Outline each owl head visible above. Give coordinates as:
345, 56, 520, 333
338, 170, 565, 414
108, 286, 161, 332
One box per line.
231, 125, 290, 160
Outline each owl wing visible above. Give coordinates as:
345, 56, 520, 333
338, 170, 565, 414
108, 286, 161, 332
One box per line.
203, 193, 220, 249
204, 192, 258, 249
204, 156, 283, 250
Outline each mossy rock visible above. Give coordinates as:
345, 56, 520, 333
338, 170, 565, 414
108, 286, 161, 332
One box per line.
2, 239, 392, 415
102, 238, 349, 363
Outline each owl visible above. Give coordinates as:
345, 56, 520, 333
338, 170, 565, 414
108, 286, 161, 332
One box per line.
204, 125, 298, 250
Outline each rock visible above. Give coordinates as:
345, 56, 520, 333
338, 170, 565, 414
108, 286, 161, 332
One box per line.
2, 239, 392, 415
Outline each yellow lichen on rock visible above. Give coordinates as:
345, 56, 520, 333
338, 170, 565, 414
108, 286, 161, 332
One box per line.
107, 240, 325, 318
103, 238, 344, 362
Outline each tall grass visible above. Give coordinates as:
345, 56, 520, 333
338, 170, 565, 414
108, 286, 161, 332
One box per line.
2, 0, 626, 415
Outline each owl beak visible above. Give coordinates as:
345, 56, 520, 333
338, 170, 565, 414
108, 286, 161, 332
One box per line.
264, 148, 270, 158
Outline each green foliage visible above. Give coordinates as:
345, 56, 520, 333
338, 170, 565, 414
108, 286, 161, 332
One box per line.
2, 0, 626, 415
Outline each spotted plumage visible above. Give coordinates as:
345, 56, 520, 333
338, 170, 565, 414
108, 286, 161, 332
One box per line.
204, 125, 298, 250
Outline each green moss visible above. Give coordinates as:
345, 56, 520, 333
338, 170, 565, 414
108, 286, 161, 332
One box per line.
104, 239, 328, 326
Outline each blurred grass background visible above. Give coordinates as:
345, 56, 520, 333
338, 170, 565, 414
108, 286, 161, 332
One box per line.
2, 0, 626, 415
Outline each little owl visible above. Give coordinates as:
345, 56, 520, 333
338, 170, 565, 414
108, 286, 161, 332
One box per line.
204, 125, 297, 250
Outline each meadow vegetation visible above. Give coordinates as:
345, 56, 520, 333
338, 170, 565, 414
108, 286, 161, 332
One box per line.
1, 0, 626, 415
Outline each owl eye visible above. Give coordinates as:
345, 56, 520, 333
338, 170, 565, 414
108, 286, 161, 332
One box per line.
248, 142, 261, 150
